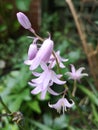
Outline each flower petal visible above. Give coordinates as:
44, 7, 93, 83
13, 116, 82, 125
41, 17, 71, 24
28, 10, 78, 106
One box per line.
30, 57, 41, 70
70, 64, 76, 73
28, 39, 38, 60
51, 71, 66, 85
76, 67, 85, 75
32, 71, 41, 77
48, 86, 59, 95
63, 99, 74, 108
40, 89, 47, 100
31, 87, 41, 94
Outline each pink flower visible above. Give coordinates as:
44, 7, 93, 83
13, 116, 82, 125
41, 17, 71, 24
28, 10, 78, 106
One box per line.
49, 50, 68, 68
66, 64, 88, 81
29, 81, 59, 100
26, 38, 38, 61
29, 64, 66, 99
25, 37, 54, 70
17, 12, 31, 29
49, 97, 74, 113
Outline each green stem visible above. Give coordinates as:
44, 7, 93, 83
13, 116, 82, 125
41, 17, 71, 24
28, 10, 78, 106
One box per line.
29, 28, 44, 42
72, 80, 77, 97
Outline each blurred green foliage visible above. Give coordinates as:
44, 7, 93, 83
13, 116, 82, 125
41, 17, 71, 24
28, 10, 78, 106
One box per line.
0, 1, 98, 130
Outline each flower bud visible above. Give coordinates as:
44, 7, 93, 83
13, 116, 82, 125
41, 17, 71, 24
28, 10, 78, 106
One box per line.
37, 38, 54, 62
17, 12, 31, 29
28, 39, 38, 60
24, 37, 54, 70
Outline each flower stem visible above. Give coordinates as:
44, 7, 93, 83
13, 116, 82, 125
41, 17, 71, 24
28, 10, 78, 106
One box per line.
29, 28, 44, 42
72, 80, 77, 97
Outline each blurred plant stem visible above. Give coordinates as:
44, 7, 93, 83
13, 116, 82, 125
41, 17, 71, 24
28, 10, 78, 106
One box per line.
0, 96, 11, 113
72, 80, 77, 97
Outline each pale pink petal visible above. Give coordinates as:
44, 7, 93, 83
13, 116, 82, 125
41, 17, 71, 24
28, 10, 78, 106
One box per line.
24, 60, 33, 65
48, 86, 59, 95
57, 74, 63, 78
70, 64, 76, 73
51, 71, 66, 85
63, 99, 74, 108
30, 57, 41, 70
40, 62, 48, 70
31, 72, 45, 83
61, 58, 68, 62
79, 73, 88, 78
40, 89, 47, 100
43, 70, 51, 90
28, 39, 38, 60
28, 82, 36, 87
59, 62, 65, 68
31, 87, 41, 94
76, 67, 85, 75
32, 72, 41, 77
36, 38, 54, 63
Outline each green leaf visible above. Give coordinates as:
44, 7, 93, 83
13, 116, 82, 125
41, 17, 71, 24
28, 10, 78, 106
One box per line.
78, 85, 98, 106
8, 95, 23, 111
31, 120, 53, 130
15, 0, 31, 11
0, 25, 7, 32
68, 49, 81, 63
91, 104, 98, 122
53, 115, 69, 129
27, 100, 41, 114
95, 21, 98, 24
43, 113, 53, 127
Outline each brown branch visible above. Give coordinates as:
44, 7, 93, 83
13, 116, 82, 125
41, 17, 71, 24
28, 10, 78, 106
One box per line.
65, 0, 98, 89
65, 0, 88, 55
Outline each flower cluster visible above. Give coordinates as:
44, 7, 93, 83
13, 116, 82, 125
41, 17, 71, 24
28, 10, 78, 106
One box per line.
17, 12, 88, 113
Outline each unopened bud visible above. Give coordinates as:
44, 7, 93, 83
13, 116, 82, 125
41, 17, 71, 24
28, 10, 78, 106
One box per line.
17, 12, 31, 29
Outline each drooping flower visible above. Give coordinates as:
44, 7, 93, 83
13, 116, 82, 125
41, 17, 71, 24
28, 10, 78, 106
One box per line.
29, 64, 66, 99
29, 81, 59, 100
25, 37, 54, 70
66, 64, 88, 81
17, 12, 32, 29
26, 38, 38, 61
49, 50, 68, 68
48, 97, 74, 113
31, 63, 66, 86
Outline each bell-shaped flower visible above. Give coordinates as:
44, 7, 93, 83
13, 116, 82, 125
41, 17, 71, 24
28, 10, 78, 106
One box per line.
25, 37, 54, 70
49, 97, 74, 113
49, 50, 68, 68
17, 12, 32, 29
25, 38, 38, 62
29, 81, 59, 100
66, 64, 88, 81
29, 64, 66, 99
31, 63, 66, 86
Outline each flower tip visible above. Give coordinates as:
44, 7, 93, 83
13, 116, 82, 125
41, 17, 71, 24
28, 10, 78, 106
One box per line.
16, 12, 31, 29
48, 102, 53, 108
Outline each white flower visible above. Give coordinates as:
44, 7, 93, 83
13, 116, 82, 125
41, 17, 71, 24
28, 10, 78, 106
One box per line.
49, 51, 68, 68
49, 97, 74, 113
66, 64, 88, 81
29, 64, 66, 100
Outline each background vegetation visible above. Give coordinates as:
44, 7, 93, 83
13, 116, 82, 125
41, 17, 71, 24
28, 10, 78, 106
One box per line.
0, 0, 98, 130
